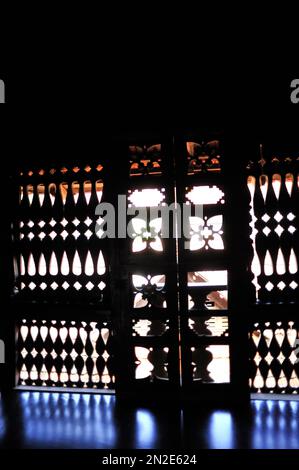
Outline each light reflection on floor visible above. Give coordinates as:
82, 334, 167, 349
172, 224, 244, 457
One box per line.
18, 392, 118, 449
0, 392, 299, 449
0, 394, 5, 442
250, 399, 299, 449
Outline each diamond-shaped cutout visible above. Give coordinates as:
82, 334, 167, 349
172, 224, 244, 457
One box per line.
265, 281, 274, 291
254, 352, 262, 365
263, 226, 271, 236
84, 217, 93, 226
50, 282, 59, 290
61, 230, 68, 240
86, 282, 94, 291
74, 282, 82, 291
277, 351, 286, 364
96, 164, 103, 172
40, 283, 47, 290
49, 231, 57, 240
38, 232, 46, 240
31, 348, 38, 358
41, 349, 47, 359
290, 281, 298, 290
73, 166, 80, 173
98, 281, 106, 291
264, 352, 273, 365
277, 281, 286, 291
20, 234, 24, 240
262, 214, 270, 223
21, 348, 28, 358
28, 232, 34, 240
287, 213, 295, 221
60, 218, 68, 227
62, 281, 70, 290
274, 211, 283, 222
49, 219, 56, 227
73, 218, 80, 227
102, 351, 109, 361
84, 165, 92, 173
29, 282, 36, 290
288, 226, 296, 234
38, 221, 46, 228
70, 349, 78, 360
73, 230, 80, 240
28, 220, 34, 228
85, 229, 93, 240
50, 350, 57, 359
274, 225, 284, 237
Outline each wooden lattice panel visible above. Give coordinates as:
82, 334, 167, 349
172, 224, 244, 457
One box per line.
16, 318, 115, 389
13, 163, 109, 304
249, 319, 299, 394
247, 155, 299, 303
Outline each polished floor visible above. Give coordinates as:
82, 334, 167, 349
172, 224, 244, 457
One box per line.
0, 391, 299, 449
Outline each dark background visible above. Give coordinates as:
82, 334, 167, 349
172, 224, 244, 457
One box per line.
1, 73, 298, 163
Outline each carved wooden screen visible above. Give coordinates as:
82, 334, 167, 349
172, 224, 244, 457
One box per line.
10, 138, 247, 401
112, 135, 245, 401
247, 148, 299, 394
12, 160, 115, 390
175, 138, 232, 397
115, 140, 181, 396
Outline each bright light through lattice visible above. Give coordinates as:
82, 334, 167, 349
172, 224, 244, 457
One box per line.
128, 189, 165, 207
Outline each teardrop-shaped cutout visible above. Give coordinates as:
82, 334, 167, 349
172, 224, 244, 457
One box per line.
28, 253, 36, 276
72, 250, 82, 275
60, 182, 68, 205
289, 249, 298, 274
272, 174, 281, 199
259, 174, 268, 202
277, 370, 288, 388
20, 255, 26, 275
37, 184, 45, 207
264, 250, 274, 276
61, 251, 70, 275
247, 175, 256, 201
30, 365, 38, 381
85, 251, 94, 276
285, 173, 294, 196
38, 253, 47, 276
263, 329, 273, 347
72, 181, 80, 204
265, 369, 276, 389
276, 248, 286, 275
49, 252, 59, 275
27, 184, 34, 206
97, 251, 106, 275
40, 364, 49, 382
49, 183, 56, 206
96, 180, 103, 203
19, 186, 24, 203
251, 252, 261, 277
253, 368, 264, 389
84, 181, 92, 205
